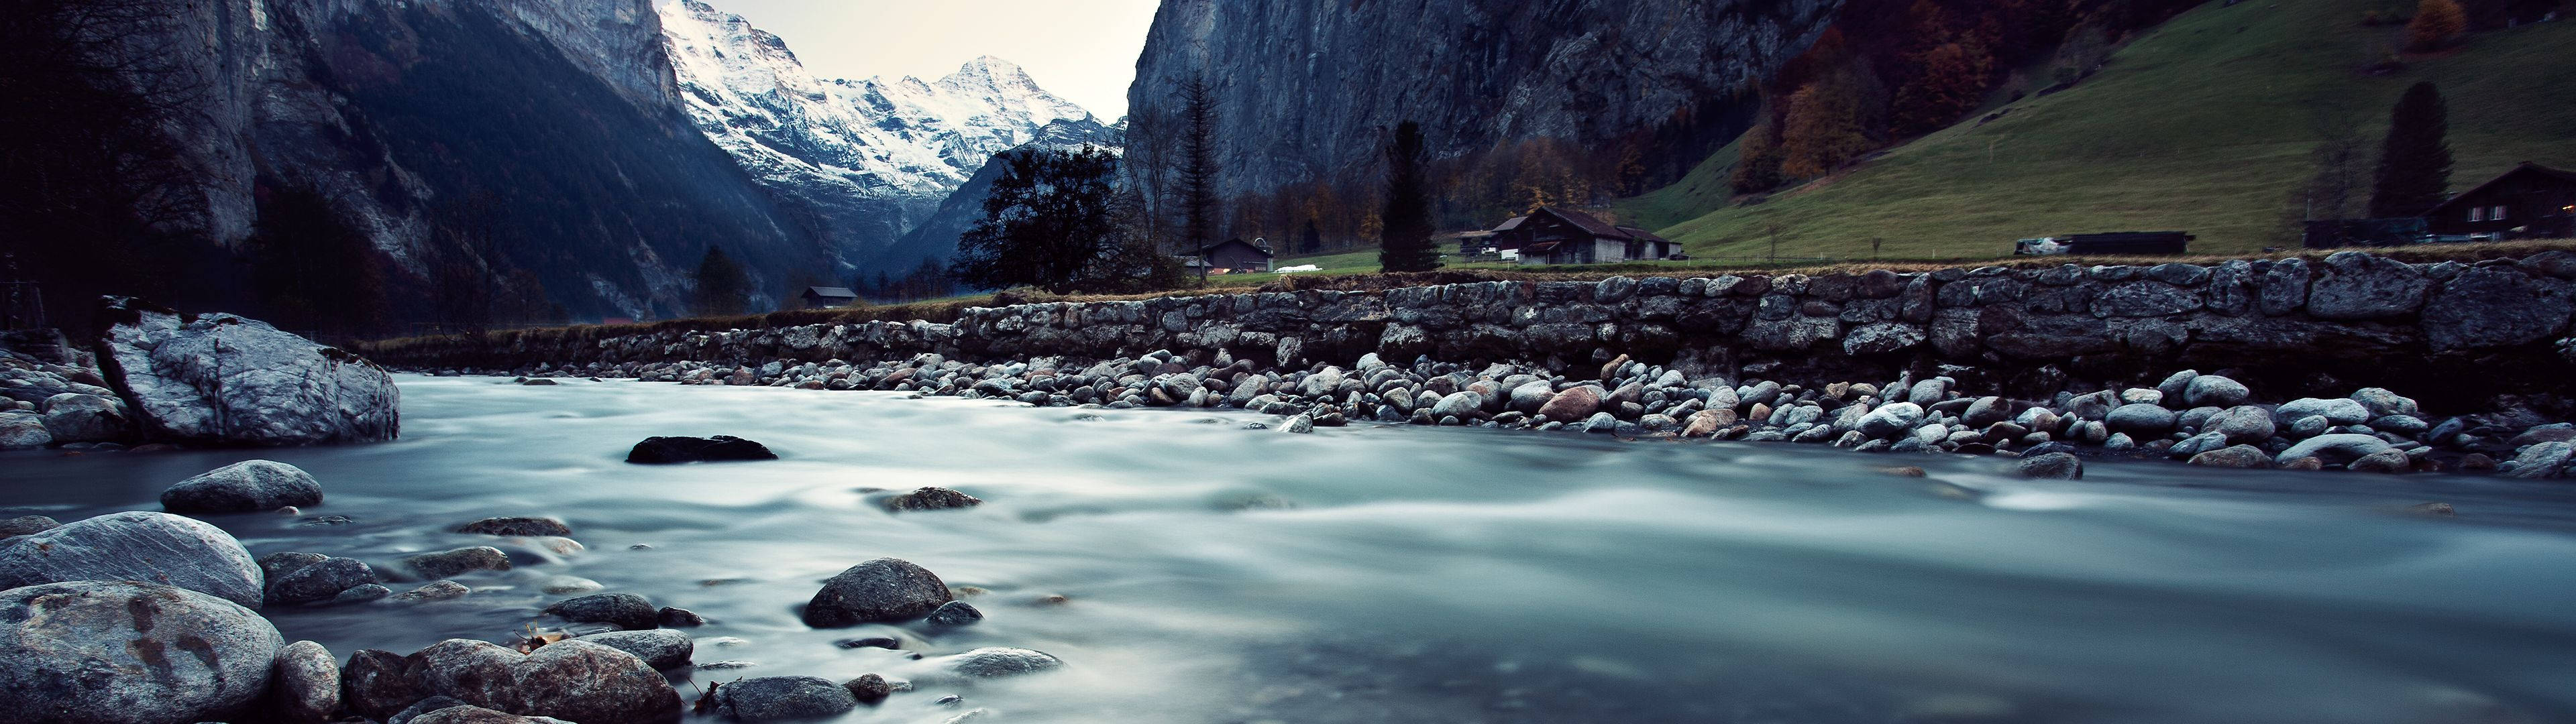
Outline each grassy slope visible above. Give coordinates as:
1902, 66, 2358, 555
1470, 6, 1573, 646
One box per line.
1619, 0, 2576, 259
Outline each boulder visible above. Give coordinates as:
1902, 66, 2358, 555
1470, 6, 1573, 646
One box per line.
0, 515, 60, 540
947, 647, 1065, 677
2420, 265, 2576, 351
272, 640, 341, 724
409, 705, 574, 724
1506, 379, 1555, 414
925, 600, 983, 626
93, 297, 398, 445
2304, 252, 2428, 320
2275, 398, 2371, 426
403, 547, 512, 579
391, 581, 471, 603
1430, 391, 1484, 420
2183, 375, 2250, 408
880, 487, 982, 512
407, 639, 682, 723
710, 676, 857, 722
268, 556, 376, 605
625, 435, 775, 463
2348, 449, 2414, 473
342, 648, 425, 720
2208, 406, 2276, 444
0, 581, 284, 724
542, 592, 657, 631
162, 459, 323, 514
1856, 402, 1926, 439
576, 629, 693, 670
455, 517, 570, 536
2104, 404, 2177, 436
2017, 452, 2084, 480
40, 393, 127, 442
1533, 385, 1601, 422
802, 558, 953, 627
2188, 444, 2272, 468
0, 412, 50, 449
2506, 441, 2575, 479
0, 510, 263, 607
2273, 434, 2394, 467
843, 674, 891, 704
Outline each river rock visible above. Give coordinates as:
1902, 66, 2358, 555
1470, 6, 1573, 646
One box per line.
1534, 385, 1601, 422
2017, 452, 2083, 480
2348, 449, 2414, 473
391, 581, 471, 603
948, 647, 1065, 677
2347, 387, 2418, 418
802, 558, 953, 627
1857, 402, 1925, 439
543, 592, 657, 631
40, 393, 127, 442
268, 556, 376, 605
926, 600, 984, 626
0, 581, 284, 724
657, 607, 705, 627
624, 435, 776, 463
843, 674, 892, 704
710, 676, 857, 722
0, 411, 50, 449
409, 705, 574, 724
0, 515, 60, 540
343, 649, 425, 720
2104, 404, 2176, 436
2420, 265, 2576, 351
576, 629, 693, 670
2208, 406, 2276, 444
2506, 441, 2575, 479
2188, 444, 2271, 468
2304, 251, 2428, 320
407, 639, 682, 724
94, 297, 399, 445
404, 546, 512, 579
455, 517, 570, 536
161, 459, 324, 514
2275, 398, 2371, 426
1430, 391, 1483, 420
1507, 380, 1555, 414
333, 583, 393, 605
2273, 434, 2394, 467
881, 487, 983, 511
2183, 375, 2250, 408
272, 640, 341, 724
0, 510, 263, 607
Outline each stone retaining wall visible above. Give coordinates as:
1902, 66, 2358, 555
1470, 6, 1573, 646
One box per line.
373, 251, 2576, 408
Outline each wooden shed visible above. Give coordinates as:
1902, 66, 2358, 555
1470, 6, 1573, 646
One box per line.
2426, 162, 2576, 241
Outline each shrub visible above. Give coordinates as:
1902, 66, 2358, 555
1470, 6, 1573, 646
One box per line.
2406, 0, 2466, 51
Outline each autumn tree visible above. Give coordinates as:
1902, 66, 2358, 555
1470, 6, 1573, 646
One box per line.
1377, 121, 1442, 273
2407, 0, 2467, 52
1780, 78, 1872, 179
1894, 42, 1994, 135
2369, 81, 2453, 218
1731, 122, 1787, 193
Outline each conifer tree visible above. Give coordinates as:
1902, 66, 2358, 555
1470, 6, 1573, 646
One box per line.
1377, 121, 1442, 273
2369, 81, 2453, 218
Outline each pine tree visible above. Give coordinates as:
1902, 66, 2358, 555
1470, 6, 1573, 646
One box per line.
1377, 121, 1442, 273
2369, 81, 2454, 218
1178, 76, 1222, 253
2406, 0, 2467, 52
691, 247, 750, 316
1300, 217, 1323, 254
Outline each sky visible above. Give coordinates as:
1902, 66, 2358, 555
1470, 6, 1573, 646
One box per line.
706, 0, 1164, 120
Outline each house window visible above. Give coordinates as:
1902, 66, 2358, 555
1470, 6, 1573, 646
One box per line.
2493, 205, 2508, 221
2470, 207, 2485, 222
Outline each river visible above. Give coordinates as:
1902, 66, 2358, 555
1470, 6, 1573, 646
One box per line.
5, 375, 2575, 723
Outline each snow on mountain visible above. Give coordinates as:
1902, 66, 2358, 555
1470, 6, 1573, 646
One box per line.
657, 0, 1110, 269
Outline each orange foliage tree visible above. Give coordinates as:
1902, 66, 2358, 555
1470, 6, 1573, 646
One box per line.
1780, 78, 1871, 179
2406, 0, 2466, 52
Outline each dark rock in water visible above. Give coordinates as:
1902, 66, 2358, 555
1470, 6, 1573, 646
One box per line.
390, 696, 474, 724
407, 639, 682, 724
410, 705, 575, 723
0, 581, 284, 724
332, 583, 394, 605
925, 601, 984, 626
343, 649, 427, 720
881, 487, 983, 512
835, 636, 902, 650
947, 647, 1064, 677
2408, 501, 2457, 516
843, 674, 892, 704
260, 551, 329, 580
711, 676, 859, 722
521, 378, 559, 386
272, 640, 341, 724
625, 435, 776, 464
657, 607, 706, 627
2348, 449, 2414, 473
269, 556, 376, 605
0, 510, 263, 607
0, 514, 60, 540
577, 629, 694, 670
802, 558, 953, 627
543, 592, 657, 631
94, 298, 399, 445
456, 516, 572, 536
2188, 445, 2271, 469
2017, 452, 2084, 480
162, 459, 324, 513
392, 581, 472, 603
404, 546, 513, 578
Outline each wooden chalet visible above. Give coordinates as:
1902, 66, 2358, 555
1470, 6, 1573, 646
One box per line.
1489, 207, 1675, 265
1200, 238, 1275, 273
800, 286, 859, 309
2426, 162, 2576, 241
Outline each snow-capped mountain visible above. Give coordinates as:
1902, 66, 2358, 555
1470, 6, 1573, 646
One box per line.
657, 0, 1112, 269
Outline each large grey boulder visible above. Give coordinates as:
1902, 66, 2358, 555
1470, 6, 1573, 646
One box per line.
2104, 404, 2177, 436
1856, 402, 1926, 439
2273, 434, 2395, 467
2275, 398, 2371, 426
407, 639, 682, 724
2183, 375, 2250, 408
409, 705, 575, 724
40, 393, 128, 442
267, 556, 375, 605
2304, 252, 2428, 320
802, 558, 952, 627
2208, 406, 2277, 444
708, 676, 857, 721
0, 511, 263, 607
162, 459, 323, 514
0, 411, 52, 449
2420, 266, 2576, 351
93, 297, 398, 446
0, 581, 285, 724
272, 640, 341, 724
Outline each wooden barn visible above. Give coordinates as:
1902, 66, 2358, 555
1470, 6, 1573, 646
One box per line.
2426, 162, 2576, 241
1489, 207, 1675, 265
1199, 238, 1274, 273
801, 286, 858, 309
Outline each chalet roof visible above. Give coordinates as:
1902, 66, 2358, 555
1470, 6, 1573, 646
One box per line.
1615, 227, 1670, 243
1200, 238, 1275, 257
1536, 207, 1628, 239
804, 286, 857, 298
2428, 162, 2576, 213
1492, 216, 1528, 232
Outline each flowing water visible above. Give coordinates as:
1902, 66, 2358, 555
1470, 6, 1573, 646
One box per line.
7, 375, 2576, 724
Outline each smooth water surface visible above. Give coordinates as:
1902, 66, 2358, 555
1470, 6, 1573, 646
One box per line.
6, 375, 2576, 723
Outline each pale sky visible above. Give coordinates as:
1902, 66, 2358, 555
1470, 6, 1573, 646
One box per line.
706, 0, 1163, 120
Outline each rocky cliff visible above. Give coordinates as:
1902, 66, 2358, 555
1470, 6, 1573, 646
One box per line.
1124, 0, 1841, 201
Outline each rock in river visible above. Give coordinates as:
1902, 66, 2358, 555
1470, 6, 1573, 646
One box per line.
2017, 452, 2084, 480
162, 459, 324, 514
802, 557, 953, 627
577, 629, 693, 670
455, 517, 571, 536
947, 647, 1065, 677
625, 435, 776, 463
711, 676, 858, 722
403, 546, 513, 579
407, 639, 682, 724
268, 556, 377, 605
272, 640, 342, 724
0, 510, 264, 607
881, 486, 983, 512
93, 296, 398, 445
543, 592, 658, 631
0, 581, 286, 724
2272, 434, 2394, 467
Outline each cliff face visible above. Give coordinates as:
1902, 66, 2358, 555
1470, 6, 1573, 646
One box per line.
1124, 0, 1841, 201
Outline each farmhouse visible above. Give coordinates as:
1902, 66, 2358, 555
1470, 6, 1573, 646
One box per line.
1199, 238, 1274, 273
1489, 207, 1676, 265
2426, 162, 2576, 241
800, 286, 858, 309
